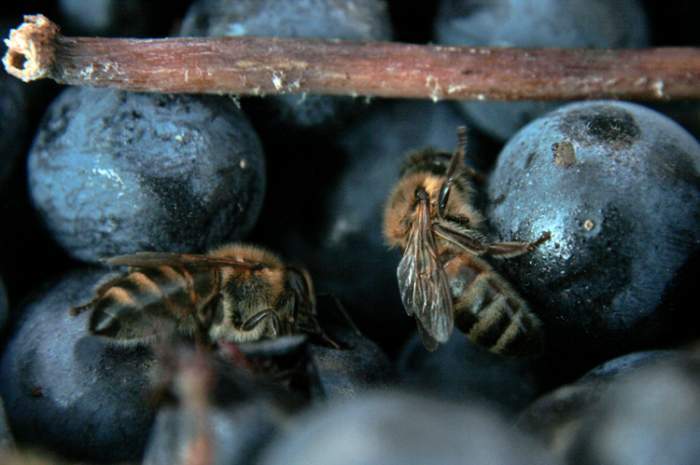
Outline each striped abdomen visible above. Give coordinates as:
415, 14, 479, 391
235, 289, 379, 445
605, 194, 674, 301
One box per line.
442, 253, 544, 356
86, 265, 219, 342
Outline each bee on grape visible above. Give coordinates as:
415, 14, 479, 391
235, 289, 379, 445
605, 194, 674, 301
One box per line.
71, 244, 328, 348
383, 127, 550, 353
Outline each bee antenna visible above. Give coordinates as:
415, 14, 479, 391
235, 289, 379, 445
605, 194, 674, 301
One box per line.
439, 126, 469, 217
319, 293, 363, 337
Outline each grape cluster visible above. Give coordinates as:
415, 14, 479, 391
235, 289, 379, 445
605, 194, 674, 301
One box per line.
0, 1, 698, 464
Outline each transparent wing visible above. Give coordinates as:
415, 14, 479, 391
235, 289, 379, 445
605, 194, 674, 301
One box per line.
397, 200, 454, 345
416, 320, 440, 352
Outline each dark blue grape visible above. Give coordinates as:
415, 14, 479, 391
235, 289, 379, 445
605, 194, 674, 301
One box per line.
518, 350, 684, 459
58, 0, 191, 37
434, 0, 649, 140
399, 332, 539, 413
488, 101, 700, 359
28, 88, 265, 263
0, 270, 156, 462
259, 391, 560, 465
568, 354, 700, 465
0, 74, 27, 187
309, 323, 394, 400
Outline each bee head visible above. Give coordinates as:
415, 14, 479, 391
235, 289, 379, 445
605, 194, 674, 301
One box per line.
208, 267, 286, 344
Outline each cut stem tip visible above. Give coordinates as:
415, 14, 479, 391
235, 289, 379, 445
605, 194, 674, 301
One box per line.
3, 14, 59, 82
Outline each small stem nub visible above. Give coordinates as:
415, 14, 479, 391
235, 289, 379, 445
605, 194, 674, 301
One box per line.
3, 14, 59, 82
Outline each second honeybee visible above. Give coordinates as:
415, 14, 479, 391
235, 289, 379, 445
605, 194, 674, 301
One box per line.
71, 244, 325, 347
383, 127, 550, 354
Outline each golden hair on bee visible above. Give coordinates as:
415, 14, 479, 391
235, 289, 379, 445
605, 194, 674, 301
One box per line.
383, 127, 550, 354
208, 243, 283, 267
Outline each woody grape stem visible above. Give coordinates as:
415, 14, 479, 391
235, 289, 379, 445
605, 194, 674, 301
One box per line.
4, 14, 700, 101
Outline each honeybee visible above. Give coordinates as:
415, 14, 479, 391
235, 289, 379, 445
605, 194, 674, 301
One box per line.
383, 127, 550, 354
70, 244, 327, 347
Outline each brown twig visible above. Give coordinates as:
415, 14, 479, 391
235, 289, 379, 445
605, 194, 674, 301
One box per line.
4, 14, 700, 101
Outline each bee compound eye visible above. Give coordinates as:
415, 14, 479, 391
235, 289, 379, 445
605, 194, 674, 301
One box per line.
438, 182, 452, 211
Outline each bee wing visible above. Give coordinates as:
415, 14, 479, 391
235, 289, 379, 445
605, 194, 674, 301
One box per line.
105, 252, 261, 270
397, 199, 454, 345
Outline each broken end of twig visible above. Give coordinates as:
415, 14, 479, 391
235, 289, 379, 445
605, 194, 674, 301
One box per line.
3, 14, 59, 82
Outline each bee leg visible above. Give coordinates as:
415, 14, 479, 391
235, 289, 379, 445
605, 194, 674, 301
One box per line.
306, 324, 343, 350
317, 331, 342, 350
241, 309, 281, 335
316, 293, 363, 337
486, 231, 551, 259
293, 314, 342, 350
69, 301, 94, 316
293, 295, 343, 349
